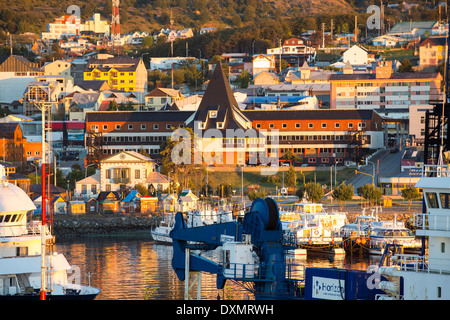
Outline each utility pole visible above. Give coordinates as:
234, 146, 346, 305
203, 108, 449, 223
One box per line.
330, 19, 334, 42
355, 16, 358, 43
322, 23, 325, 48
279, 39, 282, 74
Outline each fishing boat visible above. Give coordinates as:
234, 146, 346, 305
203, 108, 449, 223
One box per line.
150, 214, 174, 243
367, 219, 422, 255
340, 209, 378, 238
376, 164, 450, 299
281, 199, 347, 255
0, 165, 101, 300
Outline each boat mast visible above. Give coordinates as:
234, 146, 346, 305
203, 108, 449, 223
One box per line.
41, 102, 48, 300
35, 101, 51, 300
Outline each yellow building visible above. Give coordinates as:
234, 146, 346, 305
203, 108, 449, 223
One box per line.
84, 54, 147, 92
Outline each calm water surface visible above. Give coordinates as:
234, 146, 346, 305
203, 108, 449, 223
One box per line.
55, 232, 381, 300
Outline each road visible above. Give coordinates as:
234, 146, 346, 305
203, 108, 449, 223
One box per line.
345, 149, 403, 191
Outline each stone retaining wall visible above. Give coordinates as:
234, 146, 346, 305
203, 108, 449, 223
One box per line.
50, 215, 161, 236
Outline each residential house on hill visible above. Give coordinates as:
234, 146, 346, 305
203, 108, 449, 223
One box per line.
144, 88, 184, 110
252, 54, 276, 77
419, 36, 447, 68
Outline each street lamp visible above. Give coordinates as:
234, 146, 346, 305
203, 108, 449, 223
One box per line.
299, 170, 305, 185
355, 170, 374, 185
366, 160, 376, 186
31, 162, 38, 184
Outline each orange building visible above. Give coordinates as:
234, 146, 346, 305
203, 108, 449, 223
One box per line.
0, 123, 42, 165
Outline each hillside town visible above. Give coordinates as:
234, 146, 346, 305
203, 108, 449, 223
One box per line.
0, 2, 448, 215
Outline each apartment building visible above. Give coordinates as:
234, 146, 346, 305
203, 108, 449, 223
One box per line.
41, 15, 81, 40
83, 55, 147, 92
243, 109, 384, 165
85, 110, 193, 162
329, 63, 442, 110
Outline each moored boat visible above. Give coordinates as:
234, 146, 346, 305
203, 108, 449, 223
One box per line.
367, 219, 421, 255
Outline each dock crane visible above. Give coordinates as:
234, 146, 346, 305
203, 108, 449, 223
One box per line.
170, 198, 302, 300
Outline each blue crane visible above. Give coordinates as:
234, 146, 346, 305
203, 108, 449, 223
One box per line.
170, 197, 302, 299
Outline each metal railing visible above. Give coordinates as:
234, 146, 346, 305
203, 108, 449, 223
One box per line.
394, 254, 450, 275
413, 212, 450, 232
422, 165, 450, 177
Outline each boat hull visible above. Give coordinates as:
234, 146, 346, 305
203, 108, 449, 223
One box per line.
0, 293, 99, 300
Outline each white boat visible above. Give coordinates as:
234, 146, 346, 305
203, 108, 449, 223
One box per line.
367, 219, 422, 255
0, 166, 101, 300
376, 165, 450, 300
340, 209, 378, 238
150, 214, 174, 243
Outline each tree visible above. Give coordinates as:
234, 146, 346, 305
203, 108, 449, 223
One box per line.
285, 165, 297, 189
398, 58, 413, 73
401, 187, 421, 209
357, 184, 382, 206
332, 183, 354, 210
135, 183, 149, 196
246, 189, 266, 201
296, 182, 323, 203
142, 36, 153, 48
159, 127, 201, 189
239, 70, 250, 88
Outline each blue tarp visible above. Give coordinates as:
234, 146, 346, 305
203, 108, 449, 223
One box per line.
122, 190, 139, 202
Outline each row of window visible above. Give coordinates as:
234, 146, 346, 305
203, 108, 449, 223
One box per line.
269, 134, 369, 142
255, 122, 367, 129
91, 123, 182, 131
86, 72, 134, 77
335, 81, 432, 87
280, 147, 346, 154
0, 213, 24, 223
426, 192, 450, 209
103, 135, 169, 142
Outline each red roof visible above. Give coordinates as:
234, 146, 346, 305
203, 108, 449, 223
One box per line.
99, 100, 110, 111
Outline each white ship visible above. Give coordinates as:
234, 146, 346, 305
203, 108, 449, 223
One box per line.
377, 165, 450, 300
0, 166, 101, 300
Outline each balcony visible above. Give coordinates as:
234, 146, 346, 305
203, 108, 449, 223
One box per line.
112, 177, 130, 184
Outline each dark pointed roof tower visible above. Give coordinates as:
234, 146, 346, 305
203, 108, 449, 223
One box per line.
188, 62, 253, 132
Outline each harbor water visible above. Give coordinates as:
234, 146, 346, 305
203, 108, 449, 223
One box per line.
55, 231, 382, 300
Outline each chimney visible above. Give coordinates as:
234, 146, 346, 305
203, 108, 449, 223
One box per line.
375, 60, 393, 79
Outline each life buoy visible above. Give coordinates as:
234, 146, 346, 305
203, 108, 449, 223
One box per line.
313, 229, 320, 236
289, 223, 294, 228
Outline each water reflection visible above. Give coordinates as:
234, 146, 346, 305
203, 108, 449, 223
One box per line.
55, 233, 379, 300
